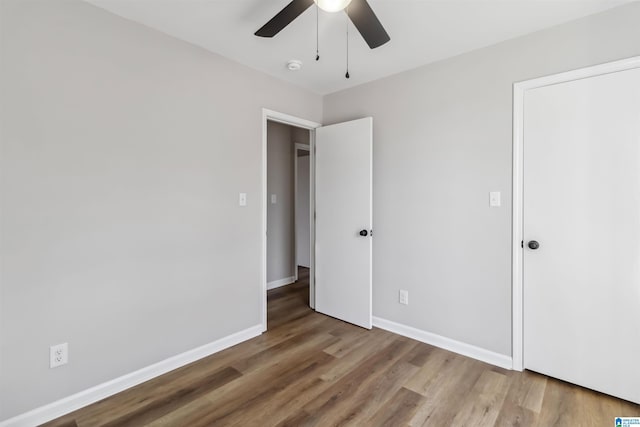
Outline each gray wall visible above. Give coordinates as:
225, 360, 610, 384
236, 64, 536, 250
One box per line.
323, 2, 640, 357
0, 0, 321, 420
291, 127, 310, 146
267, 122, 295, 284
296, 153, 311, 268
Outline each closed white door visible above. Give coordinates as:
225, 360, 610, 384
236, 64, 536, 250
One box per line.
315, 117, 372, 329
523, 67, 640, 403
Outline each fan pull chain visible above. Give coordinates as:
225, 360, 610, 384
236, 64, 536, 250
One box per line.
345, 11, 350, 79
315, 4, 320, 61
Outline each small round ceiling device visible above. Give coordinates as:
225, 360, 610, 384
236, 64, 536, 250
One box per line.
287, 59, 303, 71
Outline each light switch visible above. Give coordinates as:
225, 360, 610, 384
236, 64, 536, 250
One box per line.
399, 290, 409, 305
271, 194, 277, 204
239, 193, 247, 206
489, 191, 501, 207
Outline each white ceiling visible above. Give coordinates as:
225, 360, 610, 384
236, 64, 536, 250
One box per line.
85, 0, 630, 94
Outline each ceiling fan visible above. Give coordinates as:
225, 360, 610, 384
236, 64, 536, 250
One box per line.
255, 0, 390, 49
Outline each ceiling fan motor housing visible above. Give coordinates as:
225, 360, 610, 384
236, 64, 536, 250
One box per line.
314, 0, 353, 13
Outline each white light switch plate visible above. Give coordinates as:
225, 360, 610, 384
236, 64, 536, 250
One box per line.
489, 191, 501, 207
239, 193, 247, 206
399, 290, 409, 305
271, 194, 277, 204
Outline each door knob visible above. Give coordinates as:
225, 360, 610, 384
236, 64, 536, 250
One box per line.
359, 229, 368, 237
528, 240, 540, 250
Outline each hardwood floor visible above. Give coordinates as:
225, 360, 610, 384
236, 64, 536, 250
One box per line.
45, 267, 639, 426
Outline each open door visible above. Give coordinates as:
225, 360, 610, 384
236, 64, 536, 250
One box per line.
315, 117, 372, 329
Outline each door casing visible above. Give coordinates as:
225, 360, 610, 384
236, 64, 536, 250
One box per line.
511, 55, 640, 371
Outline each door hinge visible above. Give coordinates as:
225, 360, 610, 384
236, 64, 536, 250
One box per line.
521, 240, 524, 248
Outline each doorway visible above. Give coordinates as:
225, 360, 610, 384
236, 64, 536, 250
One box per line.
266, 122, 309, 290
261, 109, 321, 332
262, 110, 374, 332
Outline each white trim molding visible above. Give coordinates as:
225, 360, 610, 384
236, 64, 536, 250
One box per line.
267, 276, 296, 290
511, 55, 640, 372
373, 317, 512, 370
262, 108, 321, 332
0, 325, 263, 427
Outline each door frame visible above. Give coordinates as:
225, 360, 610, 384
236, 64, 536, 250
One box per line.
262, 109, 321, 332
293, 142, 311, 282
511, 55, 640, 371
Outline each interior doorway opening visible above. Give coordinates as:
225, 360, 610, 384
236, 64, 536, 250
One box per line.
262, 109, 321, 332
266, 121, 309, 290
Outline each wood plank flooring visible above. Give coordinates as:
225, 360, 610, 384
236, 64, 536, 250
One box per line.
45, 267, 639, 426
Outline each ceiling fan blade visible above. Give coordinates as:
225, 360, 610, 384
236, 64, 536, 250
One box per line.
346, 0, 390, 49
255, 0, 315, 38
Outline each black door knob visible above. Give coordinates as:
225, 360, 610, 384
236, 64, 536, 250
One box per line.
359, 229, 368, 237
528, 240, 540, 250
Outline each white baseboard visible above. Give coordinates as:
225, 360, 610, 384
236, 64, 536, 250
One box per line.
0, 324, 263, 427
372, 316, 512, 370
267, 276, 296, 290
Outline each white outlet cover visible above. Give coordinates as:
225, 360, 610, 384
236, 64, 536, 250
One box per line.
239, 192, 247, 206
399, 290, 409, 305
271, 194, 277, 204
50, 343, 68, 368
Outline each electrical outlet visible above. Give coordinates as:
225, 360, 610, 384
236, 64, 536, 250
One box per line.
399, 290, 409, 305
50, 343, 68, 368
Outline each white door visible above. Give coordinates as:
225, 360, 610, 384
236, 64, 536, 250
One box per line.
315, 117, 372, 329
523, 67, 640, 403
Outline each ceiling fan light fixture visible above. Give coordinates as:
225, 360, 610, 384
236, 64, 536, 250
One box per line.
313, 0, 352, 13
